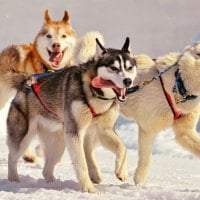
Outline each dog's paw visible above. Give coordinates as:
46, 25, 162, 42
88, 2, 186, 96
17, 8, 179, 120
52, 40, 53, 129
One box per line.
82, 184, 100, 193
115, 170, 128, 182
89, 169, 103, 184
45, 176, 56, 183
23, 148, 37, 163
23, 154, 36, 163
8, 174, 20, 182
134, 173, 146, 186
43, 171, 56, 183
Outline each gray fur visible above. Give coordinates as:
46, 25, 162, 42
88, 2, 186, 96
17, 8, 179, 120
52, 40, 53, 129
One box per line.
7, 41, 136, 193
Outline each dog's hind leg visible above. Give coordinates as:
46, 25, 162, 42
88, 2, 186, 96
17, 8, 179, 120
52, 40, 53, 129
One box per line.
173, 110, 200, 157
65, 130, 99, 193
134, 126, 156, 186
38, 128, 65, 182
7, 106, 37, 182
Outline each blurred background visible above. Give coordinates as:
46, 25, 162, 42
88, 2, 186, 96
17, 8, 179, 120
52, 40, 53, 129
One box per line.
0, 0, 200, 58
0, 0, 200, 158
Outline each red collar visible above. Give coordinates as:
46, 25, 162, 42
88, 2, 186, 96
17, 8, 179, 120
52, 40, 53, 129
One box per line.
159, 76, 181, 120
87, 104, 99, 117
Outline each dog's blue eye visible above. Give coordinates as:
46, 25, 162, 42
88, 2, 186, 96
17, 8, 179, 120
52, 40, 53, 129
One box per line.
46, 34, 52, 38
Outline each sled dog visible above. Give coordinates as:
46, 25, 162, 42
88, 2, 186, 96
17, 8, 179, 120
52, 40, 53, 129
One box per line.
120, 42, 200, 186
0, 10, 76, 162
0, 10, 76, 109
72, 35, 200, 186
7, 38, 137, 193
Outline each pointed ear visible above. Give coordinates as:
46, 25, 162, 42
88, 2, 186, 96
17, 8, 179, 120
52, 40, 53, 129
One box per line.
62, 11, 69, 23
44, 9, 51, 23
95, 38, 107, 60
122, 37, 131, 53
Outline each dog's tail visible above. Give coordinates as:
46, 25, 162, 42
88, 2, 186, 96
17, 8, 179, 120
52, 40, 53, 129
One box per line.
73, 32, 155, 70
0, 45, 29, 89
0, 45, 21, 74
4, 71, 29, 89
134, 54, 155, 69
73, 31, 105, 65
156, 52, 180, 69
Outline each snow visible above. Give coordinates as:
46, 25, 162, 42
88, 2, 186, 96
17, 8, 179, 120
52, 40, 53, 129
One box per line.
1, 0, 200, 199
1, 102, 200, 200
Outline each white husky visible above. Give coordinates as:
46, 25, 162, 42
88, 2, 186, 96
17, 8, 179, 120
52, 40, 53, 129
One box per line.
121, 44, 200, 185
75, 35, 200, 186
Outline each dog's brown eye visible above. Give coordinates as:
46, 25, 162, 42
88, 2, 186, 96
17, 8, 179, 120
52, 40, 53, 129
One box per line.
110, 66, 119, 71
127, 66, 134, 71
62, 34, 67, 38
46, 34, 52, 38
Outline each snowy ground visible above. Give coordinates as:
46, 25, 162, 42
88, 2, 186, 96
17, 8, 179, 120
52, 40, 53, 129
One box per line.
1, 102, 200, 200
1, 0, 200, 199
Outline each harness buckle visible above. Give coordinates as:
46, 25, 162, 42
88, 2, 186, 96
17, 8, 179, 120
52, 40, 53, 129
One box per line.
26, 76, 36, 86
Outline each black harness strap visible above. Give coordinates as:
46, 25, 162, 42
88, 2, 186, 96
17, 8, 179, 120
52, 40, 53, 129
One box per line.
173, 69, 198, 103
126, 62, 179, 95
90, 86, 116, 101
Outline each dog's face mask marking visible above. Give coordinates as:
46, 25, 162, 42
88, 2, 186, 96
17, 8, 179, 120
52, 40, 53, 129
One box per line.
92, 38, 137, 102
35, 10, 76, 70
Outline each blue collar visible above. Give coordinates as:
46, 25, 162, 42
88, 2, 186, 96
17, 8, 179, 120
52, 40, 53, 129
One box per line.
173, 69, 198, 103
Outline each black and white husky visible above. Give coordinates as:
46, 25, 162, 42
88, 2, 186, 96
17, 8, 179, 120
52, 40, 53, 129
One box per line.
7, 38, 137, 193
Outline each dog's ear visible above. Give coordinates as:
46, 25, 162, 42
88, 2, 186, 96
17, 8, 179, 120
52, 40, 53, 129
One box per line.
122, 37, 131, 53
95, 38, 107, 60
44, 9, 51, 23
62, 11, 69, 23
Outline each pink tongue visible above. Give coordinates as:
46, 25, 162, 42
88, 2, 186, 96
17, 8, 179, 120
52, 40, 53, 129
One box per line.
91, 76, 116, 88
91, 76, 127, 101
49, 52, 62, 62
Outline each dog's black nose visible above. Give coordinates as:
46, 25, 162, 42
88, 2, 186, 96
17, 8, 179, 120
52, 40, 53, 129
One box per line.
52, 43, 60, 48
123, 78, 132, 87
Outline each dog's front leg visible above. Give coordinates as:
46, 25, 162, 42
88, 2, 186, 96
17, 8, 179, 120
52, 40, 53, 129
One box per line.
134, 126, 156, 186
65, 130, 99, 193
97, 126, 128, 182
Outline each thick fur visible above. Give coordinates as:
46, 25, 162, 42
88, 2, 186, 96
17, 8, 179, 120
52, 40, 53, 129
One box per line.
0, 10, 76, 109
7, 40, 137, 193
120, 42, 200, 185
73, 31, 105, 65
73, 34, 200, 186
0, 10, 76, 162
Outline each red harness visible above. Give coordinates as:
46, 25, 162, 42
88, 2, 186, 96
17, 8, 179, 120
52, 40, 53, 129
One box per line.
159, 76, 181, 120
32, 82, 61, 118
32, 81, 98, 118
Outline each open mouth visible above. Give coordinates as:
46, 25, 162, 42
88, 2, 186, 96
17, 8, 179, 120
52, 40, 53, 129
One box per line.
91, 76, 127, 102
47, 48, 66, 67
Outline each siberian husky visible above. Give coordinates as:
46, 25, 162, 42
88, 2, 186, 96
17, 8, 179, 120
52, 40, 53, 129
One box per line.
73, 34, 200, 186
0, 9, 76, 108
120, 43, 200, 186
7, 38, 137, 193
0, 10, 76, 161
